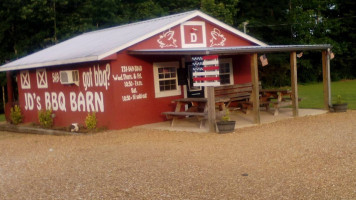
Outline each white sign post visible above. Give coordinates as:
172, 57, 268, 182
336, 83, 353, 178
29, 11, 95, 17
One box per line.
192, 55, 220, 132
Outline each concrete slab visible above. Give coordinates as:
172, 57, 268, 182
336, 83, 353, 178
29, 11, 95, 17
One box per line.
137, 108, 328, 133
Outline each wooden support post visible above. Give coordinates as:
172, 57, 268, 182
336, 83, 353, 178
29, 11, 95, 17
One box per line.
2, 86, 5, 112
290, 51, 299, 116
207, 86, 216, 132
322, 49, 331, 110
251, 53, 260, 124
6, 71, 13, 103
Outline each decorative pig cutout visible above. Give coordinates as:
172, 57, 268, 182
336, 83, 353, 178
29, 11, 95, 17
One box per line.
157, 30, 178, 48
210, 28, 226, 47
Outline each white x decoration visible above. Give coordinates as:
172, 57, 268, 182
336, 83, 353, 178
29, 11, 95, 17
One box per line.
20, 70, 31, 89
36, 69, 48, 88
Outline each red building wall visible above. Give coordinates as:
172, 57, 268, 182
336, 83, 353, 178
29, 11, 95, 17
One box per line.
109, 52, 185, 129
16, 61, 116, 129
13, 17, 258, 130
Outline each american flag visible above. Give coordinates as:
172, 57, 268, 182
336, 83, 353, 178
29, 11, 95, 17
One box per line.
260, 54, 268, 67
192, 55, 220, 87
330, 51, 335, 60
297, 52, 303, 58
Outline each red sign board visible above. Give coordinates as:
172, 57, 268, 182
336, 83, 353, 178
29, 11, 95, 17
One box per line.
181, 21, 207, 48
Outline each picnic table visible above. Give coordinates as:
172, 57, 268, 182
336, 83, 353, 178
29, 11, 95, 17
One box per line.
162, 97, 230, 128
260, 89, 293, 116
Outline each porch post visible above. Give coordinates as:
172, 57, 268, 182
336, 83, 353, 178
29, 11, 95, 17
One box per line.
6, 71, 14, 103
207, 86, 216, 132
251, 53, 260, 124
322, 49, 331, 110
5, 71, 14, 122
290, 51, 299, 116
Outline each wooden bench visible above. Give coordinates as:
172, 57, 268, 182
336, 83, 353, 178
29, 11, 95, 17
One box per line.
162, 111, 207, 128
214, 83, 300, 116
161, 97, 230, 128
214, 82, 261, 111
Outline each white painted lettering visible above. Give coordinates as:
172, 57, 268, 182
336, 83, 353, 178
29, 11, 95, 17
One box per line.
45, 92, 51, 110
51, 92, 59, 111
70, 92, 77, 112
95, 92, 104, 112
190, 33, 197, 42
86, 91, 94, 112
82, 68, 93, 91
36, 95, 41, 110
77, 92, 85, 112
93, 64, 110, 90
58, 92, 66, 112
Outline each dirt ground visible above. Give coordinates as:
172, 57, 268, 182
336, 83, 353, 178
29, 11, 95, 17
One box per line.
0, 111, 355, 199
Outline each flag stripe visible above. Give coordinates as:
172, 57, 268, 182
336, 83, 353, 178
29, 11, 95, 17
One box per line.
193, 71, 220, 76
193, 77, 220, 81
203, 66, 219, 71
194, 82, 221, 86
203, 59, 219, 66
203, 55, 219, 60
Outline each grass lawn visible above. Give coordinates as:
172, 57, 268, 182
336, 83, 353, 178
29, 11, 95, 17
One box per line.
298, 79, 356, 109
0, 114, 5, 122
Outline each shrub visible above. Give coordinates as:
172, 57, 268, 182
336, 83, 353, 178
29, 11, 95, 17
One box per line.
38, 109, 53, 128
85, 112, 97, 131
10, 105, 23, 125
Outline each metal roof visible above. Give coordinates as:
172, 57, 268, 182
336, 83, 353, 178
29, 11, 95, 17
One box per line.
128, 45, 332, 55
0, 10, 267, 72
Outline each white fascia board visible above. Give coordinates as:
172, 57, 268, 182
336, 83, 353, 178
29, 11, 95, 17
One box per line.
0, 56, 99, 72
97, 12, 200, 60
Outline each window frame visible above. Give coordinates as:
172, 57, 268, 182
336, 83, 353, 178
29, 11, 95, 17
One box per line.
219, 58, 234, 85
153, 62, 181, 98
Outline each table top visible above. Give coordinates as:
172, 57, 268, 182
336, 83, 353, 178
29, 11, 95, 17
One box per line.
173, 98, 207, 103
173, 97, 230, 103
260, 89, 291, 93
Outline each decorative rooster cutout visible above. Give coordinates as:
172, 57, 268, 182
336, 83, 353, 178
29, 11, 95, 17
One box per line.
157, 30, 178, 48
210, 28, 226, 47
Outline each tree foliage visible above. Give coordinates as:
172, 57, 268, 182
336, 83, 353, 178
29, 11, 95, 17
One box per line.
0, 0, 354, 87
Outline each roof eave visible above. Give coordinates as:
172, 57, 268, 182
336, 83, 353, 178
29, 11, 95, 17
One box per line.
0, 56, 99, 72
128, 45, 333, 56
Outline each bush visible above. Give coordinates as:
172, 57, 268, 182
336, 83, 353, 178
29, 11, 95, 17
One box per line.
38, 109, 53, 128
85, 112, 97, 131
10, 105, 23, 125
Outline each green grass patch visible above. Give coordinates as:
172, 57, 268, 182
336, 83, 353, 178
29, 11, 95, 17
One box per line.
0, 114, 5, 122
298, 80, 356, 109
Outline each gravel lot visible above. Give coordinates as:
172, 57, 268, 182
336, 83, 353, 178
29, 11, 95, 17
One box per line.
0, 111, 355, 199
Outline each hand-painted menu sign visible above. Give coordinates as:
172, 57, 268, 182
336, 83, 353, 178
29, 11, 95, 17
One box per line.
192, 55, 220, 87
112, 65, 148, 102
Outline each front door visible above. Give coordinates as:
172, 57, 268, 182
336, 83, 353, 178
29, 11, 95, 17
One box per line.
186, 62, 205, 98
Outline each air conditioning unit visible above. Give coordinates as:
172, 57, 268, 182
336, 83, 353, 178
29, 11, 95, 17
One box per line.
60, 70, 79, 86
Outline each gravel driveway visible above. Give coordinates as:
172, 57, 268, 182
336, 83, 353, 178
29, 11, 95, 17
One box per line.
0, 111, 355, 199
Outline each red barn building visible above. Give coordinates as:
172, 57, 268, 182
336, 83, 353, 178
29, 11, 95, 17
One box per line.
0, 10, 332, 130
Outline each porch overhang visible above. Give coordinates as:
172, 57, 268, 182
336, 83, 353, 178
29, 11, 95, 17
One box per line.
128, 44, 332, 55
129, 44, 333, 131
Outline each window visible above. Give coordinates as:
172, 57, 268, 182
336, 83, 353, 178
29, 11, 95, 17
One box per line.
153, 62, 181, 98
219, 58, 234, 85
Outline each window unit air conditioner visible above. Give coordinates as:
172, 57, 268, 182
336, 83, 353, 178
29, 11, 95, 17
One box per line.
60, 70, 79, 86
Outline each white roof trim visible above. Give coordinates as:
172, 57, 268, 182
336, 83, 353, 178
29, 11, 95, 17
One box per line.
0, 56, 98, 72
